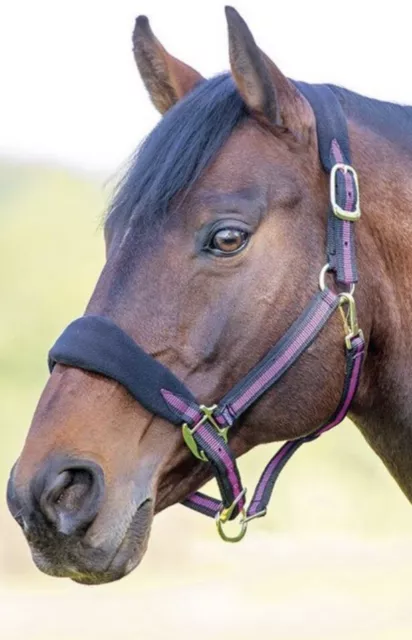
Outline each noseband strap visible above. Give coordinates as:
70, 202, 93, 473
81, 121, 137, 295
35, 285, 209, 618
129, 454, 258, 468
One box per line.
48, 314, 198, 426
48, 84, 365, 542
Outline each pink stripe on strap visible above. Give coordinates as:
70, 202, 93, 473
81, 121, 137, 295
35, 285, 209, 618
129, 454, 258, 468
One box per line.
196, 423, 245, 511
331, 138, 356, 284
161, 389, 201, 423
185, 492, 220, 513
231, 294, 335, 414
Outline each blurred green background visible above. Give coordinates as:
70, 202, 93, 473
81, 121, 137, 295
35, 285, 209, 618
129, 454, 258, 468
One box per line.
2, 158, 412, 639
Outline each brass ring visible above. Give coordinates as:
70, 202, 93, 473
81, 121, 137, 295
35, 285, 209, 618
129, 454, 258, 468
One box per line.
319, 263, 355, 296
318, 263, 331, 291
215, 508, 248, 543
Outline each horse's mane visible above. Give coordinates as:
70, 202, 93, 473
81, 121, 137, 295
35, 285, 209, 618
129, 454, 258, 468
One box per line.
106, 73, 412, 231
105, 73, 247, 231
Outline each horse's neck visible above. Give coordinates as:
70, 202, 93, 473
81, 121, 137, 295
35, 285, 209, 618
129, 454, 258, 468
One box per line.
350, 116, 412, 501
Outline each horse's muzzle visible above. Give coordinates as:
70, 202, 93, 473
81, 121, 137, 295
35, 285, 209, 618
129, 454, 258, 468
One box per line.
6, 457, 154, 584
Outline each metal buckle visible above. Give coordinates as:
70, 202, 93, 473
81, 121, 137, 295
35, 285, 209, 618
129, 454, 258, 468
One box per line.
182, 404, 229, 462
330, 163, 361, 221
339, 292, 364, 349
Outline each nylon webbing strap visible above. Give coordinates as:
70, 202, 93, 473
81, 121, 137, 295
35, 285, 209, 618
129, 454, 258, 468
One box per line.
183, 333, 365, 519
329, 139, 359, 284
187, 421, 246, 517
160, 288, 339, 517
215, 288, 339, 425
294, 82, 359, 286
246, 333, 364, 518
161, 289, 339, 427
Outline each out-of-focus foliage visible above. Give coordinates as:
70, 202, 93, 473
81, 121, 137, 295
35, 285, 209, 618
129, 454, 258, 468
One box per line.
2, 159, 412, 639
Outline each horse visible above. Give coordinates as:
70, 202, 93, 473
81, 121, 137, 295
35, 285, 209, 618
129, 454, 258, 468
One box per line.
7, 6, 412, 585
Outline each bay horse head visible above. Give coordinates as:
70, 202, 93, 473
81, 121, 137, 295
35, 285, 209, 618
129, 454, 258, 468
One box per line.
7, 7, 382, 584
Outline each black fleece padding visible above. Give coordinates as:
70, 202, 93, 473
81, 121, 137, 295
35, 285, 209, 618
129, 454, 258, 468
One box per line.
48, 315, 197, 424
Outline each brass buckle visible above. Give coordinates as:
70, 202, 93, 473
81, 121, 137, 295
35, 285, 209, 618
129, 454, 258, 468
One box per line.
339, 292, 364, 349
330, 163, 361, 221
182, 404, 229, 462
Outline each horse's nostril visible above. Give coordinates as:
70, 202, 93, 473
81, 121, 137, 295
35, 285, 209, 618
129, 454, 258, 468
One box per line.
32, 457, 105, 536
40, 469, 89, 527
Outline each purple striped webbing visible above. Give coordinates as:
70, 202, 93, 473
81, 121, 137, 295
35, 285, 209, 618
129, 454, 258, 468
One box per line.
218, 289, 338, 421
329, 139, 359, 286
160, 288, 364, 524
183, 332, 365, 520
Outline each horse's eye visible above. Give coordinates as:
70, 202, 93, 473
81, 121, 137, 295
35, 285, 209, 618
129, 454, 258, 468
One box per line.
209, 228, 249, 255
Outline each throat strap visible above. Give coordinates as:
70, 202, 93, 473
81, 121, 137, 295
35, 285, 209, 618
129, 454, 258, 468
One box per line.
183, 334, 364, 523
160, 288, 341, 519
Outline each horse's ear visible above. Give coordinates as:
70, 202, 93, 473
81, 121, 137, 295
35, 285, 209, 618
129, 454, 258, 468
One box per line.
133, 16, 204, 114
225, 6, 313, 138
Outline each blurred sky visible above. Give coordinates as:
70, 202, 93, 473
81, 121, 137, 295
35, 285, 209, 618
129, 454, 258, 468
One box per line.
1, 0, 411, 174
